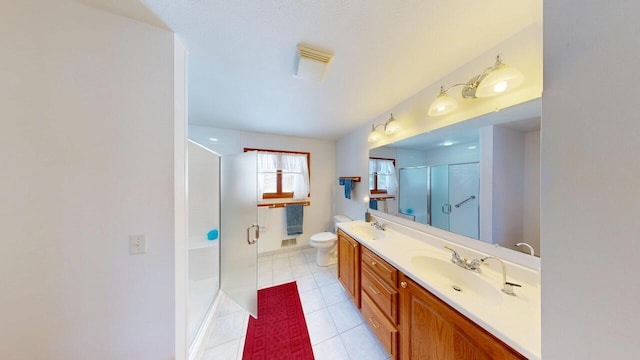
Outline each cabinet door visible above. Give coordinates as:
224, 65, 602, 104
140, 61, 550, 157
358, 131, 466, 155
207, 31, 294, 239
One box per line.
337, 230, 360, 307
399, 274, 525, 360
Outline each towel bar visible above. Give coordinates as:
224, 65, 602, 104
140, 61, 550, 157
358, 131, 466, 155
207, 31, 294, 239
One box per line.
338, 176, 361, 182
257, 201, 310, 209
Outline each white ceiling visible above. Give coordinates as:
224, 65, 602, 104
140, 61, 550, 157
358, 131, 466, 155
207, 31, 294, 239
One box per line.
83, 0, 542, 140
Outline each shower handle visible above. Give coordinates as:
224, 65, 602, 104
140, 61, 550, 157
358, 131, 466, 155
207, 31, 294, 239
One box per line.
442, 204, 452, 214
246, 224, 259, 245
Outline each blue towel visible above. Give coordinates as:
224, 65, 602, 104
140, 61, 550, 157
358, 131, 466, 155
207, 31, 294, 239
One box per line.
339, 178, 353, 199
285, 204, 304, 235
369, 199, 378, 210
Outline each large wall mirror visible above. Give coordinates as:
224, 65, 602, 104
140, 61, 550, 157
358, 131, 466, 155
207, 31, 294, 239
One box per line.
369, 98, 541, 258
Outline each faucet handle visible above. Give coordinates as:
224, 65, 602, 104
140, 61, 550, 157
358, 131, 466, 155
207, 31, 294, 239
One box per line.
505, 281, 522, 288
467, 258, 483, 272
444, 246, 462, 264
444, 246, 459, 257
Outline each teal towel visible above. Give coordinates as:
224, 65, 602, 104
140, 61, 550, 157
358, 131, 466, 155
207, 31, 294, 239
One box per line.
286, 204, 304, 235
369, 199, 378, 210
339, 178, 353, 199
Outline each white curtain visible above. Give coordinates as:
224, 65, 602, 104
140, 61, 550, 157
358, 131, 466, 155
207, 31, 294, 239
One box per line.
257, 152, 309, 200
369, 159, 398, 196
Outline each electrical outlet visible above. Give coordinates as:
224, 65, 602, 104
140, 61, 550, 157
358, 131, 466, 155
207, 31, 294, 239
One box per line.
129, 234, 147, 255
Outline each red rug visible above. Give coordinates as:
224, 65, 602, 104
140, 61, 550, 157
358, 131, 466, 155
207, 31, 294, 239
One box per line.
242, 282, 315, 359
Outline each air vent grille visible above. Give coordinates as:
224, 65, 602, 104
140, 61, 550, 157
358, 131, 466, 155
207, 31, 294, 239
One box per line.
295, 44, 333, 81
298, 45, 333, 64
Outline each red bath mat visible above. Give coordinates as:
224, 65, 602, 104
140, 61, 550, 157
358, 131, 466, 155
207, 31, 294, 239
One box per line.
242, 282, 314, 359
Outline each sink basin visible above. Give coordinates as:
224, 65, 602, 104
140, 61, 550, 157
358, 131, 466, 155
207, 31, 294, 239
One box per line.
346, 223, 385, 240
410, 255, 503, 305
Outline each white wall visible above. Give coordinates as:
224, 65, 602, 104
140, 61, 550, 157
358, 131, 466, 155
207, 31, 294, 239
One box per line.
189, 125, 240, 157
189, 125, 337, 254
238, 131, 337, 253
522, 130, 540, 255
336, 126, 372, 221
542, 2, 640, 358
422, 143, 480, 167
0, 2, 177, 359
492, 125, 525, 249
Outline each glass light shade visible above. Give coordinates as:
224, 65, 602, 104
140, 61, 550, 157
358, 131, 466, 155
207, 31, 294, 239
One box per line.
428, 92, 458, 116
475, 64, 525, 98
367, 127, 383, 142
384, 116, 400, 134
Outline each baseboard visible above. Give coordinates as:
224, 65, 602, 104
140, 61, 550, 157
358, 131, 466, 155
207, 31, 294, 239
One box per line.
188, 291, 223, 360
259, 245, 312, 257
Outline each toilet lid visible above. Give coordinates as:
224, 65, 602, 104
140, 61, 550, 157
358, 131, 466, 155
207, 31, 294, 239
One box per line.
311, 232, 336, 242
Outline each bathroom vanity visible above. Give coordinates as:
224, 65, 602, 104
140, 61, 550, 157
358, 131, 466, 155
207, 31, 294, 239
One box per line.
336, 221, 540, 360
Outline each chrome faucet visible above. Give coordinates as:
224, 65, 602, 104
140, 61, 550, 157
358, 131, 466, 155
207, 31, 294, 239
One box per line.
371, 220, 386, 231
444, 246, 482, 272
479, 256, 522, 296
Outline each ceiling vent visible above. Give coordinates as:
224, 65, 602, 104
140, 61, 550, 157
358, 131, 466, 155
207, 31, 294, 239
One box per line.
295, 44, 333, 82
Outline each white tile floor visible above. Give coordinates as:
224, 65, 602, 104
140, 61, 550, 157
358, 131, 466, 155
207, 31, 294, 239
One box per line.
200, 247, 391, 360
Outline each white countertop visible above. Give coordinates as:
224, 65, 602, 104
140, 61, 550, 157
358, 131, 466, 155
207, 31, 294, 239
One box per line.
338, 220, 541, 360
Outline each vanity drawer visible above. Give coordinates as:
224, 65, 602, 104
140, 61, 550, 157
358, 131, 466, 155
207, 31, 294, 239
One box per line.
361, 265, 399, 324
361, 246, 398, 287
362, 292, 399, 359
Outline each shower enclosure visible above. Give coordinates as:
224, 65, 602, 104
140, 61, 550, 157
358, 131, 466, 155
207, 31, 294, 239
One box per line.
398, 162, 479, 239
187, 141, 221, 344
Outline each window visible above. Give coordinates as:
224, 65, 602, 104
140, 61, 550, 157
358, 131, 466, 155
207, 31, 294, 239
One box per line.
245, 148, 310, 200
369, 157, 397, 195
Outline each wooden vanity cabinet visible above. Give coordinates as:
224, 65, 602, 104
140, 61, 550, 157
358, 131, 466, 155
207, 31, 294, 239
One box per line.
337, 229, 360, 307
399, 273, 526, 360
361, 246, 400, 359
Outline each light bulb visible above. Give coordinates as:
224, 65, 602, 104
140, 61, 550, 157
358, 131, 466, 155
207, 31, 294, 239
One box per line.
476, 57, 525, 98
493, 81, 508, 93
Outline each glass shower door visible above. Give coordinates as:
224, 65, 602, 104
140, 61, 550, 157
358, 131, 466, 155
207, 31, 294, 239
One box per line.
399, 167, 429, 224
430, 165, 450, 231
220, 151, 258, 318
448, 163, 480, 239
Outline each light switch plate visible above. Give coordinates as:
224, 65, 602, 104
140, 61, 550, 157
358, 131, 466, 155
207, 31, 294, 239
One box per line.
129, 234, 147, 255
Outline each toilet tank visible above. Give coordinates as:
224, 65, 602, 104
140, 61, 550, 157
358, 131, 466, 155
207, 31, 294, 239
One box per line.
333, 215, 352, 232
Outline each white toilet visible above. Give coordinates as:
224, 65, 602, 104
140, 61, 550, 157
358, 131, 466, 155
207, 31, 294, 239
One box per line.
310, 215, 352, 266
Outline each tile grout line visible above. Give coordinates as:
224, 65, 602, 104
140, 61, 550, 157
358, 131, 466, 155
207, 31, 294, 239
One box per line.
203, 249, 386, 359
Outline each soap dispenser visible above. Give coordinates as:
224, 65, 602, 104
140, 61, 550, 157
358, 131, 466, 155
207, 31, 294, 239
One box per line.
364, 196, 371, 222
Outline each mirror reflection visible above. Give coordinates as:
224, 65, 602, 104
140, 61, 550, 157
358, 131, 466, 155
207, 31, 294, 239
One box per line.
369, 98, 541, 257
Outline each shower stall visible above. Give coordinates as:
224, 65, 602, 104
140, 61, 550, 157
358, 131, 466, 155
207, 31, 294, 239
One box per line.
187, 140, 221, 345
398, 162, 479, 239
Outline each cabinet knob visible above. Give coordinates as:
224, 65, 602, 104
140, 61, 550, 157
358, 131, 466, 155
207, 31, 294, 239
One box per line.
371, 261, 377, 267
351, 242, 357, 248
401, 281, 407, 288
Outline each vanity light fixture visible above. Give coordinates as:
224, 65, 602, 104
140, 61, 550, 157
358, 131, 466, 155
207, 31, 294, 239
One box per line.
367, 114, 401, 142
428, 54, 525, 117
